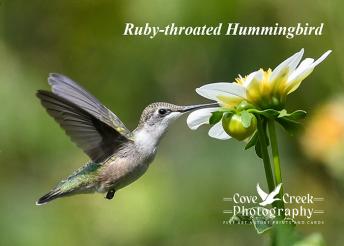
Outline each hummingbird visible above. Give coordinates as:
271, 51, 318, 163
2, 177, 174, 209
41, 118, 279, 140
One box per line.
36, 73, 217, 205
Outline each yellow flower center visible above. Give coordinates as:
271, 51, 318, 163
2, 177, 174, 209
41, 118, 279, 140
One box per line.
235, 75, 246, 85
235, 68, 286, 110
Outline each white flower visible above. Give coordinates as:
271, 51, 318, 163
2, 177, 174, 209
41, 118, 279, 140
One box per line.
187, 49, 332, 140
187, 107, 231, 140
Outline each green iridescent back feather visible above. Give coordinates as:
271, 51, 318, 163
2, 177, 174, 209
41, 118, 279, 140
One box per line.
57, 162, 102, 192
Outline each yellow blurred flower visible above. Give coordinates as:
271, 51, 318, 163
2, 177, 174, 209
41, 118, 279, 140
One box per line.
301, 97, 344, 174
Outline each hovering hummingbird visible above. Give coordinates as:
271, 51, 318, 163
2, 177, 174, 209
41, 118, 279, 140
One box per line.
36, 73, 217, 205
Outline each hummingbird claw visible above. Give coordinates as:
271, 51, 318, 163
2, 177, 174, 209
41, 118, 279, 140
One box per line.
105, 189, 116, 200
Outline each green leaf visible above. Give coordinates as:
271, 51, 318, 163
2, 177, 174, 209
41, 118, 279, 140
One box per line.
236, 100, 255, 111
278, 109, 307, 121
252, 208, 276, 234
218, 107, 235, 113
255, 140, 263, 159
209, 111, 224, 125
229, 207, 275, 234
254, 120, 269, 157
278, 109, 288, 118
229, 213, 251, 224
245, 131, 258, 150
229, 209, 302, 237
241, 110, 253, 128
276, 117, 303, 136
276, 110, 307, 135
284, 110, 307, 121
249, 109, 280, 119
250, 108, 307, 122
263, 119, 270, 146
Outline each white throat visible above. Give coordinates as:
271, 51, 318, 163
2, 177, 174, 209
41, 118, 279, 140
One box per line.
133, 125, 166, 154
133, 111, 182, 154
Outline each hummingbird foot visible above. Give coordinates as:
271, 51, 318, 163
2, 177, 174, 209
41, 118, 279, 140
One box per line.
105, 189, 116, 200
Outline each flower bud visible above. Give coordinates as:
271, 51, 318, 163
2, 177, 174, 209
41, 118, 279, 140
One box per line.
222, 112, 257, 141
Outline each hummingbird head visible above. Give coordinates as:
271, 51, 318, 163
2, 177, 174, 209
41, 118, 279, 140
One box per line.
134, 102, 218, 150
137, 102, 219, 128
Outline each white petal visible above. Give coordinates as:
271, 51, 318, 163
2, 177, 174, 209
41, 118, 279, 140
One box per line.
286, 50, 332, 94
251, 69, 264, 86
287, 58, 314, 83
286, 67, 314, 94
313, 50, 332, 67
299, 58, 315, 68
208, 121, 231, 140
289, 50, 332, 82
270, 49, 304, 82
186, 107, 219, 130
196, 82, 246, 101
243, 71, 259, 87
242, 70, 264, 96
288, 48, 305, 71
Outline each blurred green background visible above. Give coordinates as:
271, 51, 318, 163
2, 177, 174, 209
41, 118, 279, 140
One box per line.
1, 0, 344, 245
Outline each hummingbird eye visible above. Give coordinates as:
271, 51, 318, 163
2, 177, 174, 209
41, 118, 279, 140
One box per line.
158, 108, 168, 115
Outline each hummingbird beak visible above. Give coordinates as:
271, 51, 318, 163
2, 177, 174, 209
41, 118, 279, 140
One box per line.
177, 102, 219, 113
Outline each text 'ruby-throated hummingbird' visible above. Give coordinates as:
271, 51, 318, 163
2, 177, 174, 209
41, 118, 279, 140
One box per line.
36, 73, 217, 205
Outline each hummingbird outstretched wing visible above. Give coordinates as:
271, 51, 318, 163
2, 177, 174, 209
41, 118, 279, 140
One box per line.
47, 73, 132, 138
37, 74, 133, 163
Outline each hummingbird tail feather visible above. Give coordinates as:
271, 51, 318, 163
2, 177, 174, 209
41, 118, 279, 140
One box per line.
36, 162, 100, 205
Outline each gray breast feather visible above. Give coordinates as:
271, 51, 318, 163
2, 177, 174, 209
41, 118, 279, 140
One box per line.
97, 148, 156, 192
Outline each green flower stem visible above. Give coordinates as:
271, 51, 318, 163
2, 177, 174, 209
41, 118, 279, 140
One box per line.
256, 115, 275, 193
267, 120, 285, 216
267, 120, 283, 189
